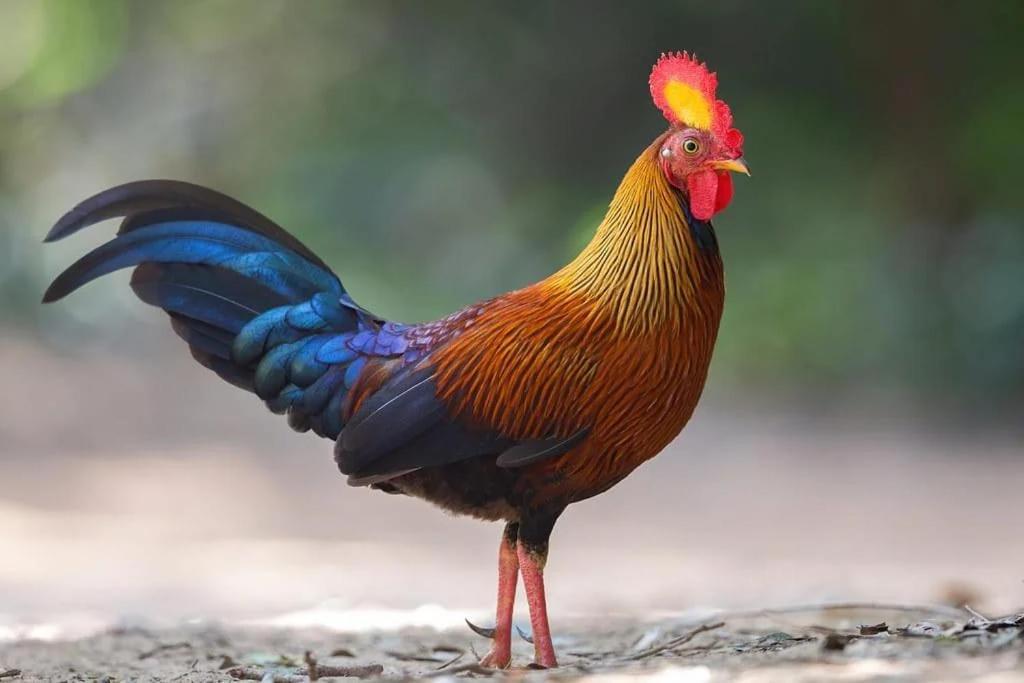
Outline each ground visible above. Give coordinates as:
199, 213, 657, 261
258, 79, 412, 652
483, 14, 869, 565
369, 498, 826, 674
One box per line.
2, 606, 1023, 682
4, 342, 1024, 681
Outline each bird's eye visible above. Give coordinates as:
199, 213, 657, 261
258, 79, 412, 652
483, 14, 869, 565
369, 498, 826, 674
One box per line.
682, 138, 700, 155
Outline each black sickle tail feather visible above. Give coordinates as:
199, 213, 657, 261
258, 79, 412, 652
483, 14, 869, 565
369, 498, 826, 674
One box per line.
44, 179, 333, 272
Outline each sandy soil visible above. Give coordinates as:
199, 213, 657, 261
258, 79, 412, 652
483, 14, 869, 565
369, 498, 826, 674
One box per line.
3, 339, 1024, 681
4, 335, 1024, 628
2, 606, 1023, 682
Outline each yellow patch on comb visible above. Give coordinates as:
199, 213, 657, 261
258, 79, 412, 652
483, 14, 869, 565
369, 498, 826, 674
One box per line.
663, 81, 712, 131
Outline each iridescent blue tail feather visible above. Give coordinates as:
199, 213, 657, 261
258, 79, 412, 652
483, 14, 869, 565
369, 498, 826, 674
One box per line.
43, 180, 388, 440
44, 180, 582, 484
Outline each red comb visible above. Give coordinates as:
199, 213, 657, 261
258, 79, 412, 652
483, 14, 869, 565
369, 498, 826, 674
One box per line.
649, 52, 738, 145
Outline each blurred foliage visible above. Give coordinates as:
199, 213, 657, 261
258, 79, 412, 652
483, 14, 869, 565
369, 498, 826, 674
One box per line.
1, 0, 1022, 412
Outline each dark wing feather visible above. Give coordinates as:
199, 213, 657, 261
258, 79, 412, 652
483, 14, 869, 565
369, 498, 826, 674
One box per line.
338, 368, 447, 459
335, 361, 588, 482
495, 428, 590, 468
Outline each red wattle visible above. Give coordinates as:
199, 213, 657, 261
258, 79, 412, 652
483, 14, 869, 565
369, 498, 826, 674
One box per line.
686, 170, 719, 221
714, 171, 734, 214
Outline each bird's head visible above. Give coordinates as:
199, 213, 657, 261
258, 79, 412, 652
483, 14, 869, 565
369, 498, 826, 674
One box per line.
650, 52, 748, 221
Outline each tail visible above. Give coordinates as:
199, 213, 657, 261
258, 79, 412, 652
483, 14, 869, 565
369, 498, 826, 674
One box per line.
44, 180, 370, 436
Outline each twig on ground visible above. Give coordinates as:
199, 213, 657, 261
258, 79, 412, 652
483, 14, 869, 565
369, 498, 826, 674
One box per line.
422, 662, 496, 678
432, 644, 465, 654
228, 663, 384, 681
859, 622, 890, 636
305, 663, 383, 678
303, 651, 318, 681
669, 643, 727, 658
435, 651, 466, 670
626, 621, 726, 661
216, 655, 240, 670
718, 602, 968, 622
963, 605, 990, 622
386, 650, 447, 663
138, 641, 192, 660
0, 670, 20, 680
227, 668, 302, 683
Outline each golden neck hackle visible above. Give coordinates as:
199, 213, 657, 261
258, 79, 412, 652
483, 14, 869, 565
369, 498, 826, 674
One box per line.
543, 138, 723, 336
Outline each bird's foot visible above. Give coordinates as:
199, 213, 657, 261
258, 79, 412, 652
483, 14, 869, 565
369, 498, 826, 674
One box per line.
467, 619, 512, 669
514, 625, 556, 668
478, 645, 512, 669
528, 652, 558, 669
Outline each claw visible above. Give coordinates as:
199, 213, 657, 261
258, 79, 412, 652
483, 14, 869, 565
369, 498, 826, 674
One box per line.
515, 624, 534, 644
465, 618, 496, 639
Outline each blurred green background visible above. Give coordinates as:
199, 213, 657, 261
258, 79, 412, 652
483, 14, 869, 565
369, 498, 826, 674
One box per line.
2, 0, 1023, 416
4, 0, 1024, 635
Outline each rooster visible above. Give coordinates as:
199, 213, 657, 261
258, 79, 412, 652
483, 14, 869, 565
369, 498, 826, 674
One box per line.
43, 52, 747, 668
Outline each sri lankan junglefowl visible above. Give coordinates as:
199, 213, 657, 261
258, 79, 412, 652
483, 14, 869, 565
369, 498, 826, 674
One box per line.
43, 52, 747, 668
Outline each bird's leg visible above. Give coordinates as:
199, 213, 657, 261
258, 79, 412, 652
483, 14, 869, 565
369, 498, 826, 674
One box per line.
478, 521, 519, 669
517, 543, 556, 667
517, 512, 561, 669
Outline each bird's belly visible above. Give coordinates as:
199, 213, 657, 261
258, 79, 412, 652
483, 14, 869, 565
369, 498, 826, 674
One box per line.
385, 459, 520, 522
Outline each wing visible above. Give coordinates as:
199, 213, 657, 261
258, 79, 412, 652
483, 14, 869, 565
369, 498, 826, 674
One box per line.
44, 180, 591, 481
233, 294, 589, 468
334, 298, 594, 484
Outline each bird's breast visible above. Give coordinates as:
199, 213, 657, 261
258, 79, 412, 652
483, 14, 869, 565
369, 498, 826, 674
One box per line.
524, 306, 721, 504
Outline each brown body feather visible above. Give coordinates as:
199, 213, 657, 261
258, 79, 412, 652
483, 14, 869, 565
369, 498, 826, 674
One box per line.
430, 137, 724, 508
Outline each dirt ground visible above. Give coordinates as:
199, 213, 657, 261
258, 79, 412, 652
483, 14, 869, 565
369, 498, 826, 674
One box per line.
2, 605, 1023, 682
4, 341, 1024, 681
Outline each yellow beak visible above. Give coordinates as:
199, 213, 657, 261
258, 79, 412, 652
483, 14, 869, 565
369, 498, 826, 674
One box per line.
711, 157, 750, 176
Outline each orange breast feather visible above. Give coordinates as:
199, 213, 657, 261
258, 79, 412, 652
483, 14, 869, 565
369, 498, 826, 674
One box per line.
431, 143, 725, 502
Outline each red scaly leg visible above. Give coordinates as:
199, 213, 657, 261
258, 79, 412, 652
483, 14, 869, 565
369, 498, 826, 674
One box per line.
517, 541, 557, 668
478, 522, 519, 668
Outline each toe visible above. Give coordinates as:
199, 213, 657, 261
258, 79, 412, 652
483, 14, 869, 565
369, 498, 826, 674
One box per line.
478, 648, 511, 669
